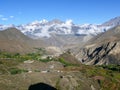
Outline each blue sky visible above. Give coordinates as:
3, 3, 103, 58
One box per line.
0, 0, 120, 25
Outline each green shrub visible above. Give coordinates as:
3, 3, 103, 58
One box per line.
38, 56, 52, 62
99, 64, 120, 72
9, 68, 21, 75
9, 68, 28, 75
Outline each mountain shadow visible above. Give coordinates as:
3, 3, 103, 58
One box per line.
28, 82, 57, 90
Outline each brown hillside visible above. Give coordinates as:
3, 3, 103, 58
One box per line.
0, 28, 47, 54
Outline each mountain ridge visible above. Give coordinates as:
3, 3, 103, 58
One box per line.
102, 16, 120, 26
1, 17, 120, 38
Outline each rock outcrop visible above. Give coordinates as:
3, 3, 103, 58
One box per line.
75, 26, 120, 65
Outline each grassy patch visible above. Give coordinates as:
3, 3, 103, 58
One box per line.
0, 48, 46, 61
78, 65, 120, 90
9, 68, 28, 75
58, 58, 79, 67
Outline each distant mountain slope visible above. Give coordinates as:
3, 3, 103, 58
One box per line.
102, 16, 120, 26
0, 28, 47, 54
75, 26, 120, 65
0, 28, 31, 41
44, 34, 93, 49
0, 28, 91, 55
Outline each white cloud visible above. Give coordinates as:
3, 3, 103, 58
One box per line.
10, 16, 14, 18
65, 19, 73, 25
1, 18, 8, 21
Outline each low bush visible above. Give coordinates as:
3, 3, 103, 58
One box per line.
9, 68, 28, 75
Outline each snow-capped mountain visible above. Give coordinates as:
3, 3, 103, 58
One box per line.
1, 17, 119, 38
16, 19, 74, 38
16, 19, 112, 38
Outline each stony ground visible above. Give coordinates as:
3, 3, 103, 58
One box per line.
0, 59, 120, 90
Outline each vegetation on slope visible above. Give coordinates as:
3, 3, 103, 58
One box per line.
0, 50, 120, 90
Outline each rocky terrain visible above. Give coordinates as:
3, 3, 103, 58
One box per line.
75, 26, 120, 65
0, 53, 120, 90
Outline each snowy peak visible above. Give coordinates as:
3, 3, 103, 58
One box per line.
29, 19, 73, 26
30, 19, 48, 25
65, 19, 73, 25
29, 19, 63, 26
16, 19, 75, 38
47, 19, 63, 25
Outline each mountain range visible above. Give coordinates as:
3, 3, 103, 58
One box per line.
1, 17, 120, 38
0, 16, 120, 65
